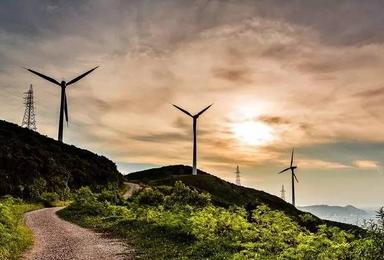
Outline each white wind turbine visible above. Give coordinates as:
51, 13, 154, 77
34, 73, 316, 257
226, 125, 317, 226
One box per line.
172, 104, 212, 175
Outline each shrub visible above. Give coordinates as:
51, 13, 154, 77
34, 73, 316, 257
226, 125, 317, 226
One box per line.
164, 181, 211, 208
98, 189, 124, 205
136, 187, 164, 206
0, 198, 41, 259
61, 183, 382, 259
28, 177, 47, 200
357, 207, 384, 259
69, 187, 107, 216
39, 192, 59, 207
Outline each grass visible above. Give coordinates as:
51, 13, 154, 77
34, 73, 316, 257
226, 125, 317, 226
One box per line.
58, 184, 377, 259
50, 200, 72, 207
125, 165, 361, 234
0, 198, 42, 260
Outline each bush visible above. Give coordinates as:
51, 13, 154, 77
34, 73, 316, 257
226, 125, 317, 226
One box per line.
164, 181, 211, 208
0, 198, 41, 259
28, 177, 47, 200
61, 183, 382, 259
98, 189, 124, 205
68, 187, 107, 216
357, 207, 384, 259
136, 187, 164, 206
39, 192, 60, 207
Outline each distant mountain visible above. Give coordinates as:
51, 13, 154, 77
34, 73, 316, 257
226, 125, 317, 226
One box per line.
126, 165, 361, 233
299, 205, 374, 226
0, 120, 123, 199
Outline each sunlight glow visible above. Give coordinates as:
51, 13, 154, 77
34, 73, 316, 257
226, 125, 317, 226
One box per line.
233, 121, 274, 146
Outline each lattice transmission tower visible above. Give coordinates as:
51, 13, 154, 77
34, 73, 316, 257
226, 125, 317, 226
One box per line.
280, 184, 286, 201
235, 165, 241, 186
21, 84, 37, 131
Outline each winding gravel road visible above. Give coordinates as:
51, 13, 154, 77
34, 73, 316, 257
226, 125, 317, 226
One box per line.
122, 182, 142, 200
23, 207, 134, 260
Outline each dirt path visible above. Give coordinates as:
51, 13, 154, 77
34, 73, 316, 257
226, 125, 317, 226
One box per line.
23, 207, 134, 260
122, 182, 142, 199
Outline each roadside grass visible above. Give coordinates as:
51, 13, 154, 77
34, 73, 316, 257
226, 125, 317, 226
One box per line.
50, 200, 72, 207
58, 184, 383, 260
0, 198, 42, 260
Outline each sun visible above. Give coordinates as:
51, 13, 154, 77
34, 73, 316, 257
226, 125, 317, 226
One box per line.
232, 121, 274, 146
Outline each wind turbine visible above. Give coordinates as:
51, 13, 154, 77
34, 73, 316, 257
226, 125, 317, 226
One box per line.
172, 104, 212, 175
25, 66, 98, 142
278, 148, 298, 206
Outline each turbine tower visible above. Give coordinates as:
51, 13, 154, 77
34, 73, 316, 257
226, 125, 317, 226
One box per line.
172, 104, 212, 175
25, 66, 98, 142
21, 84, 37, 131
278, 148, 298, 206
235, 165, 241, 186
280, 184, 286, 201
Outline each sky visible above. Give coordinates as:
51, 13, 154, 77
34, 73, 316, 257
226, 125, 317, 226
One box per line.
1, 0, 384, 207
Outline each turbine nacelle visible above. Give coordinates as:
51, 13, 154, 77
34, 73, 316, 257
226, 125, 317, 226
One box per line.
172, 104, 213, 119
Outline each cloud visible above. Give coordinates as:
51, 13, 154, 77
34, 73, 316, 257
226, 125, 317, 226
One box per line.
354, 160, 379, 169
212, 66, 252, 83
353, 86, 384, 98
2, 0, 384, 206
257, 115, 289, 125
299, 159, 351, 170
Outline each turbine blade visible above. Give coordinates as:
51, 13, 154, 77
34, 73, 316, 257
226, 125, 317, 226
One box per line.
25, 68, 60, 86
196, 104, 213, 117
293, 173, 299, 183
172, 104, 193, 117
290, 147, 294, 167
64, 92, 69, 126
278, 167, 290, 174
66, 66, 98, 86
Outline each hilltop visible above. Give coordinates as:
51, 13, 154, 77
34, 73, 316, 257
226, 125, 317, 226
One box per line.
299, 204, 367, 216
0, 120, 122, 199
126, 165, 360, 233
299, 204, 373, 225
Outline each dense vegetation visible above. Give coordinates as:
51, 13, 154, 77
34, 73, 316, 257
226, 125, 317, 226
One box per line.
0, 120, 123, 199
126, 165, 358, 233
60, 181, 384, 259
0, 198, 42, 259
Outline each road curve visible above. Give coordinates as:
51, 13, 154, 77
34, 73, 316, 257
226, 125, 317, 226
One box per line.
23, 207, 134, 260
123, 182, 142, 200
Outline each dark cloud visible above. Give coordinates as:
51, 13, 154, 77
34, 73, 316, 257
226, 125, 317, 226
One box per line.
258, 115, 290, 125
296, 51, 380, 74
212, 66, 251, 83
351, 87, 384, 122
260, 43, 298, 60
130, 132, 189, 143
354, 86, 384, 98
248, 0, 384, 46
173, 117, 191, 130
299, 141, 384, 166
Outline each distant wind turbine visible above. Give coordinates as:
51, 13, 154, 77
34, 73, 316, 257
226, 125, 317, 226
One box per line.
278, 148, 298, 206
25, 66, 98, 142
172, 104, 212, 175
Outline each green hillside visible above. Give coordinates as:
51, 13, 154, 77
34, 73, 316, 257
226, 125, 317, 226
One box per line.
0, 120, 122, 199
125, 165, 360, 233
